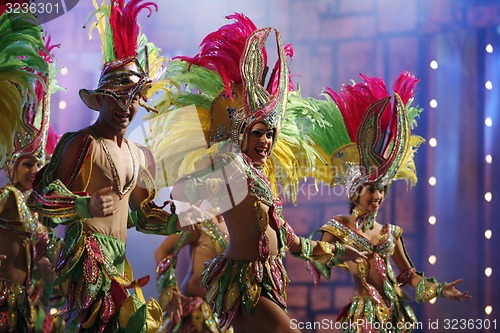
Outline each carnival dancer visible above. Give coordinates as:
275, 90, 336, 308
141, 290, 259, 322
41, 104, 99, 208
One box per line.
154, 215, 231, 333
33, 1, 202, 331
146, 13, 367, 333
0, 10, 61, 332
309, 72, 471, 332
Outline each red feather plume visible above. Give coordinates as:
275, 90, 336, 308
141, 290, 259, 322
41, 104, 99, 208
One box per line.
325, 74, 392, 142
175, 13, 260, 95
109, 0, 158, 60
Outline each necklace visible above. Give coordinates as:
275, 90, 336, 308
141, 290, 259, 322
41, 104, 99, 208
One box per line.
352, 207, 376, 232
92, 126, 137, 200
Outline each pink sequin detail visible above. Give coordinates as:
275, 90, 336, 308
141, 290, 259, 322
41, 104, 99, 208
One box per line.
270, 258, 283, 292
374, 253, 387, 279
86, 236, 105, 264
84, 256, 99, 284
258, 232, 270, 261
100, 292, 115, 323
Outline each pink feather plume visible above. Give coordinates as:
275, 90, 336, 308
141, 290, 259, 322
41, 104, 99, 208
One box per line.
175, 13, 260, 96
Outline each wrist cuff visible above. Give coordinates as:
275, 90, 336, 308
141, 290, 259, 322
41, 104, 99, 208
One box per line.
75, 196, 92, 218
436, 282, 447, 297
291, 236, 313, 261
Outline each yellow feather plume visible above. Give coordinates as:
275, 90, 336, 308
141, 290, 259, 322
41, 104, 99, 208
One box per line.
394, 135, 425, 186
0, 81, 22, 167
89, 0, 108, 52
146, 104, 211, 187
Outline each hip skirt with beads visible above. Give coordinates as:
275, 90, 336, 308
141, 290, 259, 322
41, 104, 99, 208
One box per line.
201, 254, 289, 329
337, 295, 419, 333
55, 222, 161, 332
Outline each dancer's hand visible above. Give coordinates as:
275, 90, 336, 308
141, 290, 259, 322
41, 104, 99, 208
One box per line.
0, 255, 6, 267
89, 186, 117, 217
169, 290, 187, 324
441, 279, 472, 302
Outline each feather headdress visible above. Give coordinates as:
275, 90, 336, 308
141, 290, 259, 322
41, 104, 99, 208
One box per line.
79, 0, 159, 112
146, 13, 327, 202
311, 71, 424, 198
0, 12, 50, 179
4, 34, 62, 183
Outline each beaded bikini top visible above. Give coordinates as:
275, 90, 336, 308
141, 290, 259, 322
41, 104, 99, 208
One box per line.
320, 219, 401, 259
320, 219, 407, 318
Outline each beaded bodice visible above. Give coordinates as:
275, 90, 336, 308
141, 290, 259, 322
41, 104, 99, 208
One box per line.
198, 219, 228, 256
96, 137, 137, 200
240, 154, 294, 260
239, 154, 274, 205
321, 219, 401, 259
88, 125, 138, 201
320, 219, 407, 319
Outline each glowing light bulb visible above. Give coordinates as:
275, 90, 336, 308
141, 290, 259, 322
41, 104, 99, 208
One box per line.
486, 44, 493, 53
429, 138, 437, 147
485, 267, 492, 277
430, 60, 438, 69
59, 100, 67, 110
485, 192, 492, 202
485, 229, 492, 239
429, 99, 438, 108
485, 117, 492, 127
485, 306, 492, 315
428, 255, 437, 265
485, 81, 493, 90
428, 216, 436, 225
486, 155, 492, 164
428, 177, 437, 186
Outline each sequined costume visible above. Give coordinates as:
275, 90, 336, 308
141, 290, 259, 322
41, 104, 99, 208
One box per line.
197, 152, 334, 329
0, 186, 50, 332
314, 219, 445, 333
144, 13, 337, 331
0, 9, 62, 333
34, 128, 179, 332
307, 73, 450, 333
32, 0, 180, 330
156, 219, 230, 333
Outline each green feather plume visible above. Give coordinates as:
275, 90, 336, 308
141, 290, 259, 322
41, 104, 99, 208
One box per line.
307, 93, 351, 156
0, 12, 48, 167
